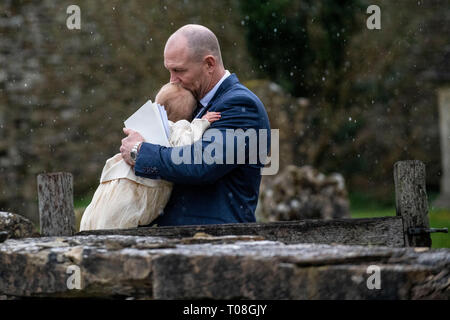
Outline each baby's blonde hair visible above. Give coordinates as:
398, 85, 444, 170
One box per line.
155, 83, 197, 122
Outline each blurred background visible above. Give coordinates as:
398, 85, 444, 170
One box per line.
0, 0, 449, 247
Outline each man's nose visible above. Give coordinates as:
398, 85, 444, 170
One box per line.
170, 73, 180, 84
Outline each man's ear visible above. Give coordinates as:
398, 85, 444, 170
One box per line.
204, 55, 216, 71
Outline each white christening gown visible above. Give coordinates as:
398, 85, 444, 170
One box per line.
79, 118, 210, 231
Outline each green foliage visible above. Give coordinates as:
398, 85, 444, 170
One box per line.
239, 1, 448, 201
239, 0, 363, 97
239, 0, 367, 181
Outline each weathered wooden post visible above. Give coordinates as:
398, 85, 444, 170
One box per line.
37, 172, 75, 236
394, 160, 432, 247
433, 87, 450, 208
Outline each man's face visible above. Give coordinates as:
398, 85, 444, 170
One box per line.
164, 36, 210, 100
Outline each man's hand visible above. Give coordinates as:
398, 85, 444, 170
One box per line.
120, 128, 144, 166
201, 111, 221, 123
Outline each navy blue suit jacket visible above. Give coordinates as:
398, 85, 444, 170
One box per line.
134, 74, 271, 226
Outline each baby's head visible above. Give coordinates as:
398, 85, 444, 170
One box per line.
155, 83, 196, 122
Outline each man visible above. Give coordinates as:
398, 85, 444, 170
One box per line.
120, 24, 270, 226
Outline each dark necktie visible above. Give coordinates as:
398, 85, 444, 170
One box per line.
193, 101, 204, 119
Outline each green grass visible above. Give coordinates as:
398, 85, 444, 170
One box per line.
350, 192, 450, 248
74, 192, 94, 209
73, 192, 95, 232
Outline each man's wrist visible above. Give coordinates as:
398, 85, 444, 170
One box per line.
130, 141, 143, 164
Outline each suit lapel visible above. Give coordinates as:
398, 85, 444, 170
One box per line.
194, 74, 239, 119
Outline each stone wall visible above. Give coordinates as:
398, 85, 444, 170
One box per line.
257, 165, 350, 222
0, 234, 448, 299
0, 0, 253, 223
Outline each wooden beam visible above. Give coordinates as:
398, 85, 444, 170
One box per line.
77, 217, 405, 247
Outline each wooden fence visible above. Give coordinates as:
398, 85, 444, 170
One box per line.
37, 160, 447, 247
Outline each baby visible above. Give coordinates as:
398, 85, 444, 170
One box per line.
156, 82, 221, 145
79, 83, 220, 231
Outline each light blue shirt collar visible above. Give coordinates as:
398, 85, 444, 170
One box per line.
199, 70, 230, 107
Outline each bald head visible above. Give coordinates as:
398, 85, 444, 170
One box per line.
163, 24, 226, 100
167, 24, 223, 66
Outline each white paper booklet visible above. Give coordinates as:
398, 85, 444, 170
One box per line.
124, 100, 171, 147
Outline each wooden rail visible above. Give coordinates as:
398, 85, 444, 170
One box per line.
77, 216, 405, 247
37, 160, 447, 247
